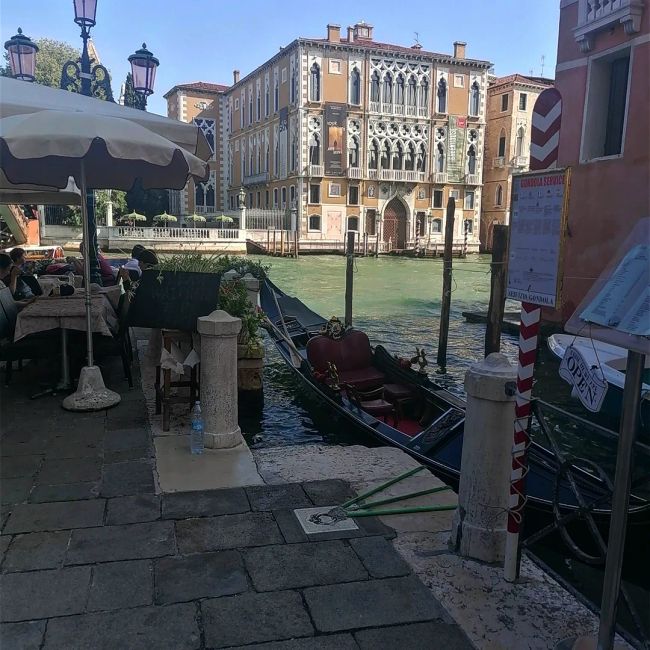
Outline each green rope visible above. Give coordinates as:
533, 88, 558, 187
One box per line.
341, 465, 425, 509
345, 485, 452, 511
347, 504, 457, 517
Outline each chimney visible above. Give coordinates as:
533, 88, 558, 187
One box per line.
233, 69, 240, 84
453, 41, 466, 59
327, 24, 341, 43
411, 43, 423, 50
347, 26, 354, 42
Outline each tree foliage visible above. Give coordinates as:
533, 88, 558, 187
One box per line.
123, 72, 147, 110
95, 190, 128, 222
125, 180, 169, 220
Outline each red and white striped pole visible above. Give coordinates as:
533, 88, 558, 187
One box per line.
504, 301, 541, 581
503, 88, 562, 581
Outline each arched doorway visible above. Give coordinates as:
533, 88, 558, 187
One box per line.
383, 198, 407, 249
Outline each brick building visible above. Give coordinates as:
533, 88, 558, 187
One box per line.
480, 74, 553, 250
165, 23, 492, 250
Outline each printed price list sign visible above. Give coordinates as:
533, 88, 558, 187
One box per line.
506, 170, 568, 307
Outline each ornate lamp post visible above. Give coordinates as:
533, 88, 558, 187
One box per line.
4, 28, 38, 82
4, 1, 159, 286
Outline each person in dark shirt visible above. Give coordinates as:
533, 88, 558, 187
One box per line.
0, 253, 34, 303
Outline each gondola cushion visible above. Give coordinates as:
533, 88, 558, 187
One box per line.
307, 330, 385, 390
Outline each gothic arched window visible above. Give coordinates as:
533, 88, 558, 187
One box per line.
350, 68, 361, 105
436, 142, 445, 172
349, 136, 360, 168
396, 75, 405, 105
370, 71, 380, 103
496, 184, 504, 206
419, 78, 429, 109
437, 77, 447, 113
369, 139, 380, 169
405, 142, 415, 170
310, 63, 321, 102
516, 127, 525, 157
498, 129, 507, 157
392, 142, 403, 169
309, 133, 320, 165
416, 143, 427, 172
381, 141, 391, 169
470, 81, 480, 116
383, 73, 393, 105
407, 76, 417, 107
467, 145, 477, 174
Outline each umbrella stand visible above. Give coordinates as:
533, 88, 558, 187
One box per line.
62, 160, 120, 412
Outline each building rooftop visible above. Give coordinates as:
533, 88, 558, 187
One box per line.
163, 81, 230, 99
489, 73, 554, 89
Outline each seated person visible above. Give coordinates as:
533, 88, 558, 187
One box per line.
9, 247, 26, 270
72, 241, 117, 286
121, 244, 146, 281
0, 253, 35, 307
120, 248, 158, 289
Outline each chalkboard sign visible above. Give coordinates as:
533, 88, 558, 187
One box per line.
128, 270, 221, 332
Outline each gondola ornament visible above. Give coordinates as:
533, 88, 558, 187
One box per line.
410, 347, 428, 374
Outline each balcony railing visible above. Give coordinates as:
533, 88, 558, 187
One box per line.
465, 174, 480, 185
378, 170, 426, 182
432, 172, 447, 184
243, 171, 269, 185
574, 0, 643, 51
406, 106, 417, 117
307, 164, 324, 177
348, 166, 362, 179
110, 226, 241, 240
368, 101, 428, 118
418, 107, 428, 117
493, 157, 506, 168
194, 205, 216, 215
511, 155, 528, 169
368, 169, 379, 180
369, 101, 380, 113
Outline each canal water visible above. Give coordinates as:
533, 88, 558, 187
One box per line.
241, 253, 649, 645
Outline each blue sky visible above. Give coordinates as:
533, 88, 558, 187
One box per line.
1, 0, 560, 116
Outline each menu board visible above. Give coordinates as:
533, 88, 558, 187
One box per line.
580, 244, 650, 336
506, 170, 568, 307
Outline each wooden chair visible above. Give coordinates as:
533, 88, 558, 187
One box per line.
342, 382, 398, 427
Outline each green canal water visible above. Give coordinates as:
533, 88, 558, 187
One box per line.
242, 253, 649, 645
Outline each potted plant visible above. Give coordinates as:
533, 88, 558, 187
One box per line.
128, 252, 222, 331
218, 277, 266, 395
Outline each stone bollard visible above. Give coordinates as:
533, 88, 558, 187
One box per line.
197, 310, 244, 449
450, 353, 516, 563
241, 273, 260, 309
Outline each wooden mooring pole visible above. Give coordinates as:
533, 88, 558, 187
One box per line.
294, 229, 299, 259
437, 197, 455, 367
344, 231, 355, 328
485, 224, 509, 357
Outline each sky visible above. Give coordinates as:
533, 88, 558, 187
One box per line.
1, 0, 561, 117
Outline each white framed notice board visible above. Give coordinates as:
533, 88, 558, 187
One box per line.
506, 168, 570, 308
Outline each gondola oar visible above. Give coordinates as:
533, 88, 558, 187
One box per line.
262, 315, 303, 368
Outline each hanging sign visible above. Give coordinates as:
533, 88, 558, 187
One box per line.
558, 344, 608, 413
324, 103, 346, 177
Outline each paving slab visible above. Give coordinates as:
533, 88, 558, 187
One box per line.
0, 477, 33, 505
0, 535, 10, 565
66, 521, 176, 564
30, 482, 98, 503
0, 620, 46, 650
176, 512, 283, 554
43, 603, 201, 650
304, 576, 444, 632
106, 494, 161, 525
154, 436, 264, 492
103, 427, 151, 452
104, 446, 151, 463
0, 566, 91, 622
87, 560, 153, 612
39, 457, 102, 484
162, 488, 250, 519
245, 484, 312, 511
43, 436, 104, 460
3, 530, 71, 572
227, 636, 359, 650
244, 540, 368, 591
349, 536, 412, 578
4, 499, 105, 534
100, 460, 155, 497
354, 621, 473, 649
154, 550, 248, 604
0, 455, 43, 479
301, 479, 356, 506
202, 590, 313, 648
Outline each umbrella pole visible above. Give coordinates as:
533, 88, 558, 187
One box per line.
79, 161, 94, 366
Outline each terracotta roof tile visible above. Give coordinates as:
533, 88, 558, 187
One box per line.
164, 81, 229, 98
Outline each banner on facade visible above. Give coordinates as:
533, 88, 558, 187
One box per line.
279, 107, 288, 180
446, 115, 467, 184
506, 169, 569, 307
324, 103, 346, 176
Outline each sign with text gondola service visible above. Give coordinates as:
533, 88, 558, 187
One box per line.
506, 169, 569, 307
324, 103, 346, 177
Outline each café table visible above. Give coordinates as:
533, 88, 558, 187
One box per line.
14, 287, 119, 393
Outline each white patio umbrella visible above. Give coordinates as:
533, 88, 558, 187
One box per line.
0, 170, 81, 205
0, 109, 209, 411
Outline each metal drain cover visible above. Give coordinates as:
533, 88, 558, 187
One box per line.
294, 506, 359, 535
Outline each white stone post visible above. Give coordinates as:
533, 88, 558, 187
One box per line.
450, 353, 517, 563
106, 198, 113, 227
197, 310, 244, 449
241, 273, 260, 309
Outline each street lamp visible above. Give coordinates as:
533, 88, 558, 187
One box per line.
128, 44, 159, 96
5, 1, 158, 287
4, 28, 38, 82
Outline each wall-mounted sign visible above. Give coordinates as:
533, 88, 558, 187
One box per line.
506, 169, 570, 307
558, 344, 608, 413
324, 103, 346, 176
446, 115, 467, 184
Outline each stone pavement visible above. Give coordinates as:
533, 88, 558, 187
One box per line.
0, 357, 473, 649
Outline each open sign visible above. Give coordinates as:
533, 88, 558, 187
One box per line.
558, 344, 608, 413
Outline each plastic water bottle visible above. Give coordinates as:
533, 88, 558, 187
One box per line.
190, 401, 204, 455
67, 271, 75, 286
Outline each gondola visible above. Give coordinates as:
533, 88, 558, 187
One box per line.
260, 278, 650, 557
